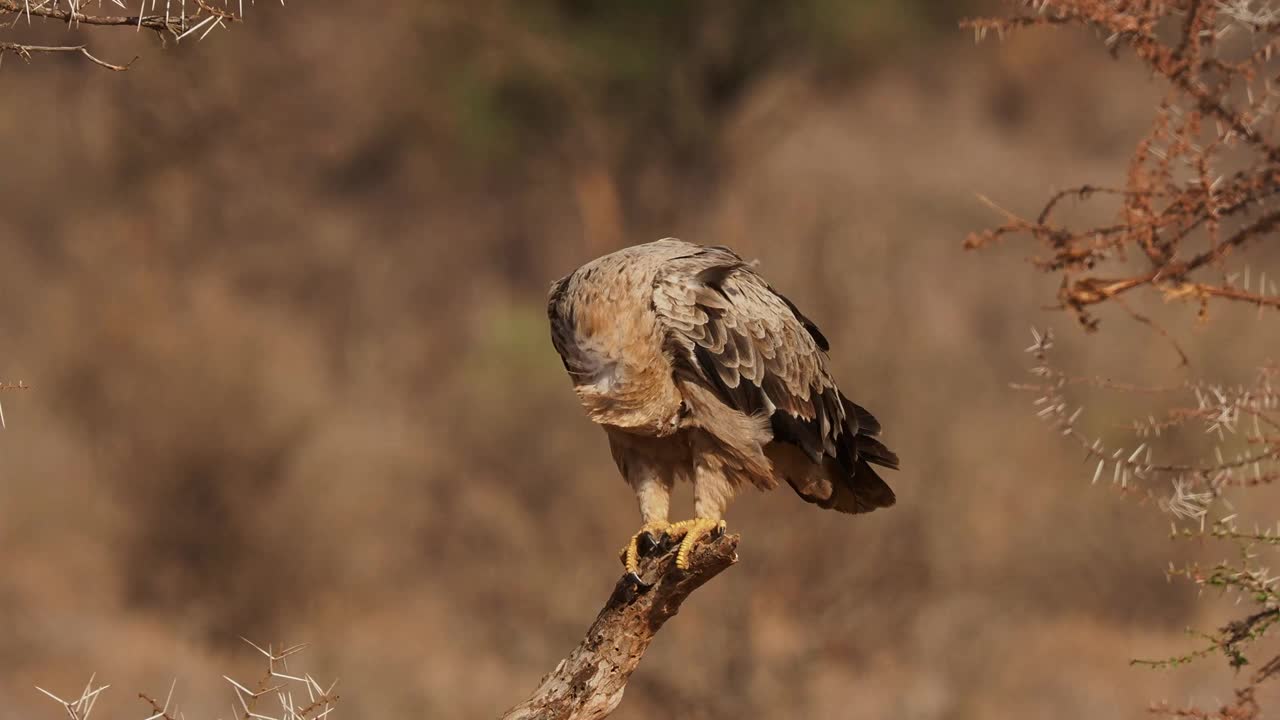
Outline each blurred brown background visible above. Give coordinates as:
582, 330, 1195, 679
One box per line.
2, 1, 1278, 718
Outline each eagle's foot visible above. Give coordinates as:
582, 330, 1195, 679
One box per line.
667, 517, 727, 571
620, 521, 674, 576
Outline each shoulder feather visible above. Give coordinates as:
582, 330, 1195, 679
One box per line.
652, 246, 856, 466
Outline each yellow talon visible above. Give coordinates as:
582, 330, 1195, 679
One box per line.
668, 518, 726, 570
621, 521, 672, 575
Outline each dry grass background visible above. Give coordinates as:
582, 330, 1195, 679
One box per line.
1, 1, 1278, 718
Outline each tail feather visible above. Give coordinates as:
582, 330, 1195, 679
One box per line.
841, 394, 899, 470
838, 458, 897, 513
783, 396, 900, 514
856, 434, 900, 470
782, 457, 896, 514
845, 398, 882, 435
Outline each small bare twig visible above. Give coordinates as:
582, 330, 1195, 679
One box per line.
0, 40, 133, 69
0, 379, 30, 429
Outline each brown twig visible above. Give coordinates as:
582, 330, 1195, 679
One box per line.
501, 533, 739, 720
1110, 294, 1190, 367
0, 40, 133, 69
137, 693, 177, 720
0, 379, 29, 430
0, 0, 184, 32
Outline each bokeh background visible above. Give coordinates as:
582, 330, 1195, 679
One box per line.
2, 1, 1278, 718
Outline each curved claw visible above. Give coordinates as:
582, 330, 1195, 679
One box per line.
621, 521, 674, 575
623, 571, 653, 591
619, 518, 726, 576
636, 530, 666, 556
670, 518, 727, 570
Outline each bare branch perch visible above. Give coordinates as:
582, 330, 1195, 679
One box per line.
501, 533, 739, 720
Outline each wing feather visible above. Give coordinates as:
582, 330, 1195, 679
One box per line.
652, 245, 885, 477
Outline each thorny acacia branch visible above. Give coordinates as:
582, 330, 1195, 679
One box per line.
967, 4, 1280, 717
963, 1, 1280, 335
501, 533, 739, 720
36, 640, 338, 720
1017, 327, 1279, 718
1015, 328, 1279, 525
0, 0, 266, 71
0, 0, 198, 31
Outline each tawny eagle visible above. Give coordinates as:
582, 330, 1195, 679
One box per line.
547, 239, 898, 578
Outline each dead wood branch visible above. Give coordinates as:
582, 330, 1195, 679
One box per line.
500, 533, 739, 720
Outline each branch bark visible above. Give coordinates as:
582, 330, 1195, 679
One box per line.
501, 532, 739, 720
0, 0, 195, 32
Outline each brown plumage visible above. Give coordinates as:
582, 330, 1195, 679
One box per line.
547, 238, 899, 571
